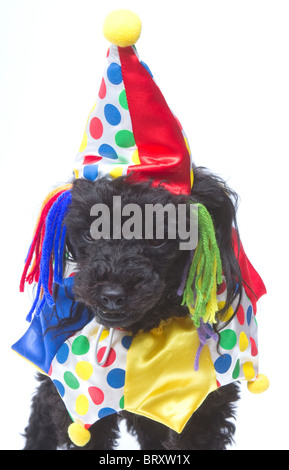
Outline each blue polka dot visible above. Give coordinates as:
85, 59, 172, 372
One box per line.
104, 104, 121, 126
247, 305, 253, 325
121, 335, 133, 350
214, 354, 232, 374
83, 164, 99, 180
107, 63, 122, 85
107, 368, 125, 389
98, 144, 118, 160
98, 407, 117, 419
56, 343, 69, 364
52, 379, 65, 397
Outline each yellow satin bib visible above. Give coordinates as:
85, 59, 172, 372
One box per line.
124, 316, 218, 433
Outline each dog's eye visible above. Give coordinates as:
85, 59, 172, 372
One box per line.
148, 238, 168, 248
81, 229, 94, 243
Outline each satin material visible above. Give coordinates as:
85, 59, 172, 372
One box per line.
232, 229, 267, 313
12, 277, 90, 374
124, 316, 217, 433
119, 46, 192, 196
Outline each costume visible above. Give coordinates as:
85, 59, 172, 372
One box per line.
12, 10, 269, 447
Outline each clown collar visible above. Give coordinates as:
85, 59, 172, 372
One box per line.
13, 255, 267, 447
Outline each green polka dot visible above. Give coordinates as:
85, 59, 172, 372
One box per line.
219, 329, 237, 350
119, 395, 124, 409
116, 154, 130, 164
64, 371, 80, 389
115, 130, 135, 148
71, 335, 90, 355
232, 359, 240, 379
119, 90, 128, 110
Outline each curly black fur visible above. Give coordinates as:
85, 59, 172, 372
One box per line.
23, 167, 242, 450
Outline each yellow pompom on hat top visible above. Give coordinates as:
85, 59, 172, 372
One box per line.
103, 9, 142, 47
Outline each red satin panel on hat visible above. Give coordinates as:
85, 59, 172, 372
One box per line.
232, 229, 267, 313
118, 46, 191, 195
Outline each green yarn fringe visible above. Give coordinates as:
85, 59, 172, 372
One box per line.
182, 203, 223, 328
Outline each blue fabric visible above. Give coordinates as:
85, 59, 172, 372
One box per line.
12, 277, 91, 374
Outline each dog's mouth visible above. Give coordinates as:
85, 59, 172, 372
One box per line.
93, 306, 137, 329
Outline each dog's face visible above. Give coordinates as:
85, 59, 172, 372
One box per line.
64, 177, 190, 333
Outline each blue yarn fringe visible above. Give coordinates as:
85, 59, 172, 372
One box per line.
26, 190, 72, 322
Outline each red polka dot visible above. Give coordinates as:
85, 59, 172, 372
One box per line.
236, 304, 245, 325
97, 347, 116, 367
84, 424, 92, 430
216, 380, 221, 388
88, 387, 104, 405
250, 337, 258, 357
217, 280, 226, 295
48, 364, 52, 376
90, 117, 103, 139
99, 78, 106, 99
83, 155, 102, 165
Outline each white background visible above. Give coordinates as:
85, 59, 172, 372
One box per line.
1, 0, 288, 450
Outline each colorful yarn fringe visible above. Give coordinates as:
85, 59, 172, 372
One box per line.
181, 203, 223, 328
20, 184, 72, 322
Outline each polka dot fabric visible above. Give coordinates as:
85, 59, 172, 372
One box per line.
49, 318, 132, 428
74, 45, 139, 182
73, 44, 193, 192
207, 278, 259, 387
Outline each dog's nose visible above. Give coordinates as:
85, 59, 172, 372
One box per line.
99, 285, 126, 311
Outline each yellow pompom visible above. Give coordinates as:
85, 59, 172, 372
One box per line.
247, 373, 270, 394
68, 423, 91, 447
103, 10, 142, 47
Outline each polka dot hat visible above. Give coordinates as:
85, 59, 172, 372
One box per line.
73, 9, 193, 195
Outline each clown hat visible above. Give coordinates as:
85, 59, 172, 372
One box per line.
73, 9, 193, 195
17, 10, 197, 322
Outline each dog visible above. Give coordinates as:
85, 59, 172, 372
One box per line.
22, 166, 242, 450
